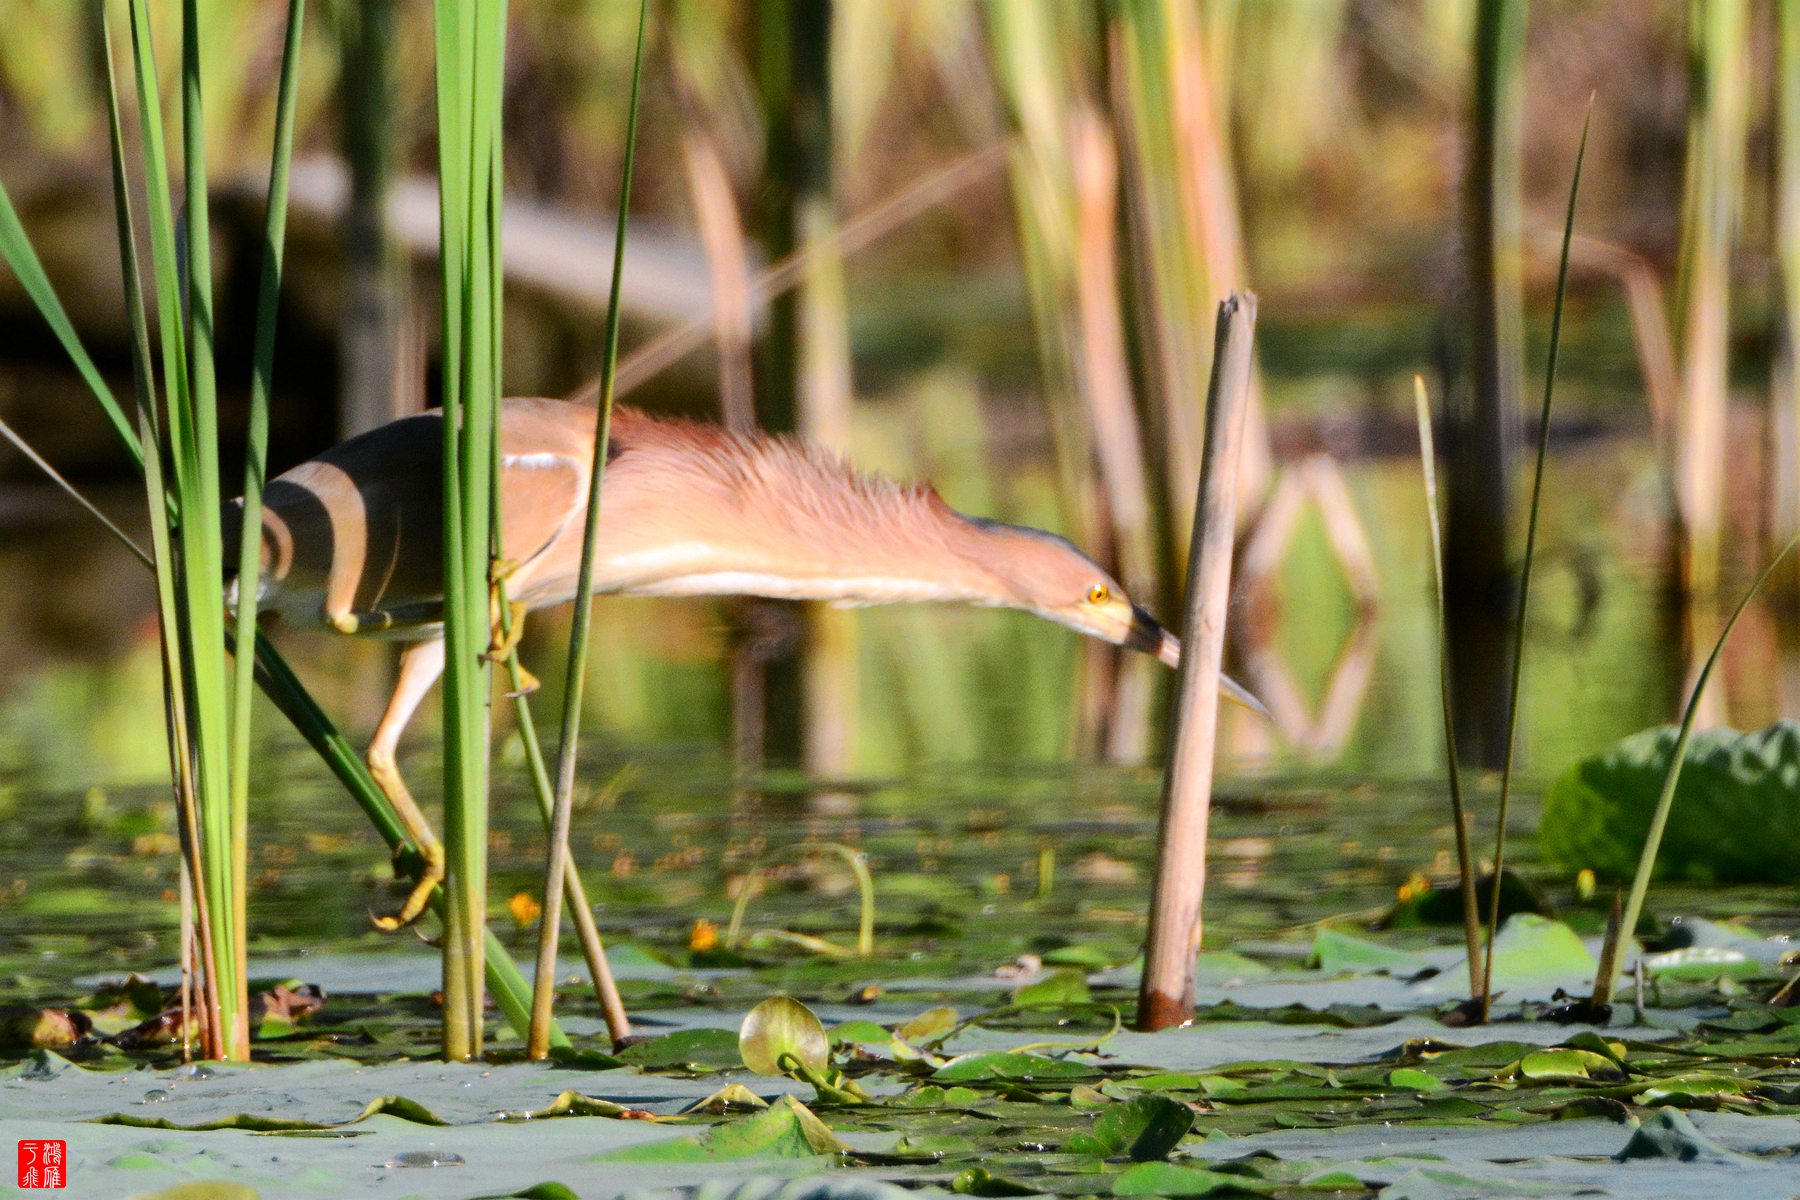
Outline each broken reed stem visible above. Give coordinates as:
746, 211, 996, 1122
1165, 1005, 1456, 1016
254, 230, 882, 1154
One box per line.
1413, 375, 1485, 999
682, 128, 757, 433
1587, 889, 1624, 1013
179, 856, 195, 1061
1137, 291, 1257, 1033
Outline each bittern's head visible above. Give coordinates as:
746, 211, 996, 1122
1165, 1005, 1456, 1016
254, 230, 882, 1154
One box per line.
961, 515, 1268, 715
963, 518, 1179, 667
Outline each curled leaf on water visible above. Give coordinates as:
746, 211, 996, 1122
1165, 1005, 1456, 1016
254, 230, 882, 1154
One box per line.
683, 1083, 770, 1115
0, 1006, 90, 1050
1065, 1094, 1194, 1161
896, 1006, 959, 1045
740, 995, 830, 1077
1497, 1047, 1624, 1083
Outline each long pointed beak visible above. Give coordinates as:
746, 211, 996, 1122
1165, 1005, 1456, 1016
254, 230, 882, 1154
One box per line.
1125, 604, 1270, 719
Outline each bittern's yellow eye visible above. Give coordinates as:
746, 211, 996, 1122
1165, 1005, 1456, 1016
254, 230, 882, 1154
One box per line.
1087, 583, 1110, 605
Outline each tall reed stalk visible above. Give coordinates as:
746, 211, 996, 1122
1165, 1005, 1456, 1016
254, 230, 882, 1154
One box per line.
337, 0, 408, 437
431, 0, 509, 1061
756, 0, 860, 777
985, 0, 1122, 755
1138, 293, 1257, 1032
0, 8, 558, 1056
527, 0, 649, 1061
96, 0, 280, 1061
1109, 0, 1269, 569
1774, 0, 1800, 592
1451, 0, 1525, 610
1481, 108, 1589, 1022
1675, 0, 1747, 598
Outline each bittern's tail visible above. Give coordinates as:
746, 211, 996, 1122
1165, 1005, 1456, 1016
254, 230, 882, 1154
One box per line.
1221, 672, 1270, 719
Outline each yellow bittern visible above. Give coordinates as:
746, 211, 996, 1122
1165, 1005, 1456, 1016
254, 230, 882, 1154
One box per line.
232, 397, 1260, 923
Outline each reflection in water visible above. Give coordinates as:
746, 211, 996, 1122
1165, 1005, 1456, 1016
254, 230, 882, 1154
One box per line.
1237, 614, 1382, 761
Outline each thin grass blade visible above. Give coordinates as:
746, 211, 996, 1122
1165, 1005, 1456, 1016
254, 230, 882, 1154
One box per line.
1413, 375, 1484, 997
528, 0, 649, 1060
1481, 103, 1593, 1020
0, 181, 139, 463
228, 0, 306, 994
1601, 535, 1800, 1002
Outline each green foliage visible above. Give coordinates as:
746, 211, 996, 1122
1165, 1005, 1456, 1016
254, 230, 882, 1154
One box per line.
598, 1094, 847, 1162
430, 0, 509, 1060
1111, 1162, 1275, 1197
617, 1028, 746, 1072
1482, 105, 1591, 1017
739, 995, 830, 1076
1541, 723, 1800, 883
1309, 927, 1432, 977
1065, 1094, 1194, 1161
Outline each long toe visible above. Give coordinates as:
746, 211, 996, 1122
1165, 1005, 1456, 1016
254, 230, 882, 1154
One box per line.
373, 846, 444, 932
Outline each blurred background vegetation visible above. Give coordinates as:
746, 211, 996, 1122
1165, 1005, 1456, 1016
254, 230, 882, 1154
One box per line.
0, 0, 1794, 789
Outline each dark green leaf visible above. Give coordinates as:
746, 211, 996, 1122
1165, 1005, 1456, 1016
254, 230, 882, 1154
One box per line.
1067, 1094, 1194, 1160
1541, 722, 1800, 882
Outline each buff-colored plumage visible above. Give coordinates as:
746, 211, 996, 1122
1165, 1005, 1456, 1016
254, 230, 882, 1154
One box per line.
237, 396, 1259, 926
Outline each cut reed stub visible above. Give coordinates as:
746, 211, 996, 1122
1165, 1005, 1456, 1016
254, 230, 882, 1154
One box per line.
1136, 291, 1258, 1033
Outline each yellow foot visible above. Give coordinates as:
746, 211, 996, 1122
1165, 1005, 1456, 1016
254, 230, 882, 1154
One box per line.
486, 600, 529, 663
372, 841, 445, 932
504, 662, 541, 699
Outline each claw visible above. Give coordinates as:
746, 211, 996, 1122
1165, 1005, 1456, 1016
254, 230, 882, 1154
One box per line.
372, 840, 444, 932
505, 661, 541, 698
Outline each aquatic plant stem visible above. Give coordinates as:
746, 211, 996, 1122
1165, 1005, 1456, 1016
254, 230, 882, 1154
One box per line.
1602, 536, 1800, 1003
1453, 0, 1526, 615
1138, 292, 1258, 1032
5, 11, 559, 1055
0, 417, 149, 566
227, 0, 304, 1052
432, 0, 509, 1060
527, 0, 648, 1060
1413, 376, 1485, 998
496, 612, 631, 1041
1481, 106, 1590, 1022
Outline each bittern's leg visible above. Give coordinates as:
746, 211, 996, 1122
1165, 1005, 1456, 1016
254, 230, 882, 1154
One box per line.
367, 637, 447, 930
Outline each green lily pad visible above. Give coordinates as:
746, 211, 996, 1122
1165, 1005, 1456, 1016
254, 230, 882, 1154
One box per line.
1634, 1074, 1748, 1105
615, 1026, 744, 1072
896, 1007, 958, 1045
1642, 946, 1769, 981
740, 995, 830, 1076
932, 1050, 1098, 1083
126, 1186, 262, 1200
1309, 928, 1432, 976
1112, 1161, 1276, 1196
597, 1094, 846, 1162
97, 1093, 449, 1132
1540, 722, 1800, 882
1013, 969, 1092, 1007
1386, 1067, 1447, 1091
1503, 1047, 1623, 1083
1066, 1094, 1194, 1160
